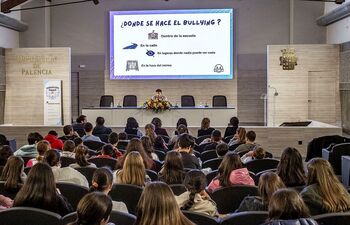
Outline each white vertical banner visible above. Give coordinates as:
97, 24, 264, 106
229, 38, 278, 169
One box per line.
44, 80, 63, 125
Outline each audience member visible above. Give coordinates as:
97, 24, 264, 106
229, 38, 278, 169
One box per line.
26, 140, 50, 167
174, 118, 191, 136
135, 182, 194, 225
0, 145, 13, 166
89, 167, 128, 213
202, 130, 224, 151
61, 140, 76, 158
262, 189, 318, 225
72, 115, 87, 137
116, 132, 129, 150
233, 130, 257, 154
68, 192, 112, 225
207, 152, 254, 192
44, 149, 89, 188
0, 134, 8, 146
124, 117, 143, 137
115, 151, 150, 187
159, 150, 185, 185
175, 170, 217, 216
94, 144, 115, 159
44, 130, 64, 150
70, 145, 96, 168
224, 116, 239, 138
59, 125, 79, 141
241, 146, 266, 163
108, 132, 123, 157
216, 143, 229, 158
82, 122, 102, 142
14, 132, 43, 158
169, 124, 188, 147
236, 172, 285, 212
92, 116, 112, 137
0, 156, 25, 194
176, 134, 200, 169
73, 137, 83, 147
197, 117, 215, 137
141, 136, 159, 161
151, 117, 169, 136
145, 123, 157, 145
300, 158, 350, 215
13, 163, 73, 216
154, 136, 168, 151
228, 127, 246, 147
276, 147, 306, 187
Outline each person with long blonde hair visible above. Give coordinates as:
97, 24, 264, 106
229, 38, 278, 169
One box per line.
145, 123, 157, 145
135, 182, 194, 225
115, 151, 149, 187
301, 158, 350, 215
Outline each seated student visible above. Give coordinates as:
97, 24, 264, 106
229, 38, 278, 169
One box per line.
82, 122, 102, 142
73, 137, 83, 147
61, 140, 76, 158
176, 134, 200, 169
300, 158, 350, 215
224, 116, 239, 138
169, 124, 189, 147
236, 172, 285, 212
141, 136, 159, 161
159, 150, 185, 185
14, 132, 43, 158
233, 130, 257, 154
26, 140, 50, 167
241, 146, 266, 164
175, 170, 217, 216
135, 182, 194, 225
124, 117, 143, 137
59, 125, 79, 142
0, 134, 8, 146
70, 146, 97, 169
173, 118, 190, 135
44, 149, 89, 188
262, 189, 318, 225
69, 192, 112, 225
92, 116, 112, 138
151, 117, 169, 137
93, 144, 115, 159
72, 115, 87, 137
116, 132, 129, 150
89, 167, 128, 213
114, 151, 150, 187
202, 130, 224, 152
145, 123, 157, 145
0, 156, 26, 195
154, 136, 168, 151
228, 127, 246, 147
216, 143, 229, 158
0, 145, 13, 166
207, 152, 255, 192
108, 132, 123, 157
197, 118, 215, 137
276, 147, 306, 187
13, 163, 73, 216
44, 130, 64, 150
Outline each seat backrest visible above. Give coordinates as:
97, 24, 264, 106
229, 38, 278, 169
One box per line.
220, 211, 268, 225
206, 170, 218, 183
154, 150, 166, 161
0, 181, 21, 199
88, 157, 117, 170
342, 155, 350, 186
95, 134, 109, 143
56, 182, 89, 210
196, 135, 211, 145
60, 156, 76, 168
244, 158, 280, 174
62, 212, 78, 225
181, 95, 195, 107
0, 207, 62, 225
109, 184, 144, 215
74, 167, 97, 186
211, 185, 259, 214
153, 160, 163, 173
123, 95, 137, 107
169, 184, 187, 196
182, 210, 219, 225
158, 135, 170, 143
330, 143, 350, 175
224, 135, 233, 143
21, 156, 34, 166
201, 150, 218, 162
109, 210, 137, 225
313, 212, 350, 225
212, 95, 227, 107
83, 140, 105, 151
194, 142, 211, 153
100, 95, 114, 107
202, 158, 223, 170
146, 169, 159, 181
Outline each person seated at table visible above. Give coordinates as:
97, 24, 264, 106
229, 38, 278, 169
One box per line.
92, 116, 112, 137
59, 125, 79, 142
152, 89, 167, 101
14, 132, 43, 158
233, 130, 257, 154
82, 122, 102, 142
197, 118, 215, 137
241, 146, 266, 164
72, 115, 87, 137
151, 117, 169, 136
224, 116, 239, 138
124, 117, 143, 137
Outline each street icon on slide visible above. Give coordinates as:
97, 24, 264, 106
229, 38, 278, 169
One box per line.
123, 43, 138, 49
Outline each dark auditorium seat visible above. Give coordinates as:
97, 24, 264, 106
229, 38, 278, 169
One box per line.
100, 95, 114, 107
220, 211, 269, 225
0, 181, 22, 199
109, 210, 137, 225
62, 212, 78, 225
313, 212, 350, 225
60, 156, 76, 167
169, 184, 187, 196
146, 169, 158, 181
56, 182, 89, 210
341, 155, 350, 186
322, 143, 350, 175
196, 135, 211, 145
224, 135, 233, 143
110, 184, 143, 215
244, 158, 280, 174
158, 135, 170, 143
206, 169, 218, 183
74, 167, 97, 186
154, 150, 166, 161
181, 95, 195, 107
202, 158, 223, 170
0, 207, 62, 225
24, 166, 31, 175
200, 150, 218, 162
123, 95, 137, 107
83, 140, 105, 151
212, 95, 227, 107
88, 157, 117, 170
182, 210, 219, 225
153, 159, 163, 173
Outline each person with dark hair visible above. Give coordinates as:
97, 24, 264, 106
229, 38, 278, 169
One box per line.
197, 118, 215, 137
154, 136, 168, 151
116, 132, 129, 150
93, 116, 112, 138
169, 124, 188, 147
233, 130, 257, 154
174, 118, 190, 136
202, 130, 224, 152
0, 156, 25, 194
82, 122, 102, 142
208, 152, 254, 192
89, 167, 128, 213
124, 117, 143, 137
176, 134, 200, 169
72, 115, 87, 137
175, 170, 217, 216
68, 192, 112, 225
159, 150, 185, 185
277, 147, 306, 187
0, 134, 8, 146
108, 132, 123, 157
241, 146, 266, 163
151, 117, 169, 136
44, 149, 89, 187
13, 163, 73, 216
262, 189, 318, 225
70, 146, 96, 169
73, 137, 83, 147
26, 140, 50, 167
61, 140, 76, 158
0, 145, 13, 166
93, 144, 115, 159
152, 89, 167, 101
216, 143, 229, 158
141, 136, 159, 161
59, 125, 79, 142
224, 116, 239, 138
14, 132, 43, 158
44, 130, 64, 150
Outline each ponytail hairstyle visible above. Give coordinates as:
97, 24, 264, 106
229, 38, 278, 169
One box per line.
75, 146, 91, 167
43, 149, 60, 167
1, 156, 24, 191
181, 170, 207, 211
36, 140, 50, 162
89, 167, 113, 193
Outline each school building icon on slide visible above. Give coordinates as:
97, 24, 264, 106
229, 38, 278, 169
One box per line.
126, 60, 139, 71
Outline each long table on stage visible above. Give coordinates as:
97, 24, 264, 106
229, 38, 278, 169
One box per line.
82, 107, 236, 127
